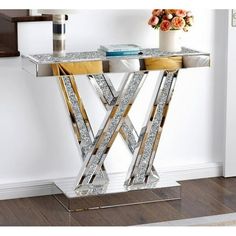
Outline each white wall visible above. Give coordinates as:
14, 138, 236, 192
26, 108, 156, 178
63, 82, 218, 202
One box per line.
225, 10, 236, 177
0, 10, 227, 185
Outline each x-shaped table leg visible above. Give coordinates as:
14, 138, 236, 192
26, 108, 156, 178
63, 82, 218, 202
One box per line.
125, 71, 178, 188
88, 71, 178, 189
88, 73, 139, 154
74, 72, 148, 191
53, 64, 178, 193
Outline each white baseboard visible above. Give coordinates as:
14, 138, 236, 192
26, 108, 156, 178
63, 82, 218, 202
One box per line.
0, 180, 61, 201
0, 162, 223, 201
157, 162, 223, 181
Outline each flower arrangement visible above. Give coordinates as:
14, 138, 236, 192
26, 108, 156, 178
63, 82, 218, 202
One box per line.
148, 9, 194, 32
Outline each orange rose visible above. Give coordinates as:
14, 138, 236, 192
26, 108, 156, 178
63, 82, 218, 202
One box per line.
175, 9, 187, 17
160, 20, 171, 31
171, 16, 185, 29
165, 9, 177, 15
152, 9, 163, 16
148, 16, 159, 26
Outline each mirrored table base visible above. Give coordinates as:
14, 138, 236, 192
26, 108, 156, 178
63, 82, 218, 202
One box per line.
54, 172, 181, 212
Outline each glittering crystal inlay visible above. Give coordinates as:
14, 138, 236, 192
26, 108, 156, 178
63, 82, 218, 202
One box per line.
75, 184, 108, 196
62, 76, 93, 155
92, 74, 115, 105
120, 120, 138, 153
89, 74, 138, 154
75, 72, 146, 187
31, 51, 104, 64
133, 72, 175, 184
29, 47, 206, 64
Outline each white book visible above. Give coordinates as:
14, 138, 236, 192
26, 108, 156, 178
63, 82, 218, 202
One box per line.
100, 44, 141, 52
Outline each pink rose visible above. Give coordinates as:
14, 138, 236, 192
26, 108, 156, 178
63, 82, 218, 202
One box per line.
152, 9, 163, 16
148, 16, 159, 26
160, 20, 171, 31
175, 9, 187, 17
171, 16, 185, 29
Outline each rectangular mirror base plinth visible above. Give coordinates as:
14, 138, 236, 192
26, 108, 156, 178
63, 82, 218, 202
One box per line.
53, 173, 181, 212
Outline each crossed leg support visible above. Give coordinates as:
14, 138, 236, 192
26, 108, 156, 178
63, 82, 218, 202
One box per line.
53, 64, 178, 193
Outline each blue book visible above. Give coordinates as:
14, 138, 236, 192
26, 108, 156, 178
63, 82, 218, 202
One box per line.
100, 44, 141, 53
104, 51, 142, 57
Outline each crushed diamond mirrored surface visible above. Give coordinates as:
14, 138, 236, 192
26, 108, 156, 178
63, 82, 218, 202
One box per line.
28, 47, 207, 64
120, 122, 137, 153
133, 72, 175, 184
92, 74, 115, 104
89, 74, 138, 154
62, 76, 93, 155
78, 73, 146, 185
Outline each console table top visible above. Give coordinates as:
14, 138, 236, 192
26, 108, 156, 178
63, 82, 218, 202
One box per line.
25, 47, 209, 65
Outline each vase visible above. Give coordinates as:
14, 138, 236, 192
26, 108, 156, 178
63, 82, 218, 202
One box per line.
109, 59, 140, 72
159, 30, 182, 52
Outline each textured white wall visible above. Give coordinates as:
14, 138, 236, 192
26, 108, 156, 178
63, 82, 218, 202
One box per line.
225, 10, 236, 177
0, 9, 227, 184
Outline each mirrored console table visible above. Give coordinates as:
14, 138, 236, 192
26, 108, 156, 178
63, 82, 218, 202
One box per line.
22, 47, 210, 211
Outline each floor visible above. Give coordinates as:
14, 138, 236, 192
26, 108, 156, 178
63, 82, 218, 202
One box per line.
1, 177, 236, 226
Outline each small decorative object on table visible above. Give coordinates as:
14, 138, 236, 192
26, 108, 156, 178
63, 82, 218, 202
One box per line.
37, 10, 79, 57
99, 44, 142, 72
99, 44, 142, 56
148, 9, 194, 52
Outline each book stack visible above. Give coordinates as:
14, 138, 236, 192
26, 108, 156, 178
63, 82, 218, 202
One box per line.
99, 44, 142, 57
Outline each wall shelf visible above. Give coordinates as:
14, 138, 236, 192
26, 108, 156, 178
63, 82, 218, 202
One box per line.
0, 10, 52, 57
